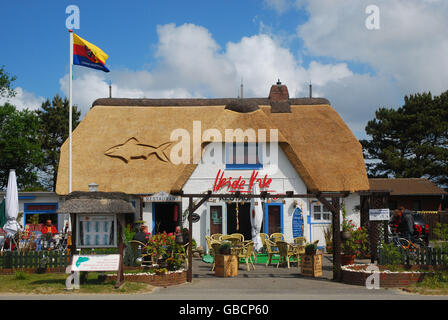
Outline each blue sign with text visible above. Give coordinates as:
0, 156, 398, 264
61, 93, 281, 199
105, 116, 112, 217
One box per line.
292, 207, 304, 238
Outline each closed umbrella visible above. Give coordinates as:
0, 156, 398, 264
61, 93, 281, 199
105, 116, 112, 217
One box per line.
3, 169, 21, 239
250, 184, 264, 252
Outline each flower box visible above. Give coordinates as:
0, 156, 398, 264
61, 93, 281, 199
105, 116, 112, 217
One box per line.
215, 254, 238, 277
301, 254, 322, 277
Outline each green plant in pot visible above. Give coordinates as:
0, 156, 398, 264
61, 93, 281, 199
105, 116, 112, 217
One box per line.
305, 243, 317, 255
219, 241, 232, 255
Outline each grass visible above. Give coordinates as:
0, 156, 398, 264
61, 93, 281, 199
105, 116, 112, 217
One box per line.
406, 272, 448, 295
0, 271, 154, 295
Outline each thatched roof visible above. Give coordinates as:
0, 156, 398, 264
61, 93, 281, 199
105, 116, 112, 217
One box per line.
57, 192, 136, 214
56, 91, 369, 195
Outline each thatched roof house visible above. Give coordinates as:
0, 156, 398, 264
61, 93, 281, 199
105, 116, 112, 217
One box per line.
56, 82, 369, 195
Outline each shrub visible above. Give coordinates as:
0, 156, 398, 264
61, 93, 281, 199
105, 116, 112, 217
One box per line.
305, 243, 317, 255
380, 243, 403, 271
145, 231, 186, 269
433, 223, 448, 241
14, 271, 29, 280
218, 242, 231, 255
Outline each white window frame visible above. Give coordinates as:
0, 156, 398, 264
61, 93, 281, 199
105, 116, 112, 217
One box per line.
311, 201, 332, 222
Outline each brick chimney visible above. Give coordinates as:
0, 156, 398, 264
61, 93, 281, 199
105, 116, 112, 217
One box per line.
268, 79, 289, 102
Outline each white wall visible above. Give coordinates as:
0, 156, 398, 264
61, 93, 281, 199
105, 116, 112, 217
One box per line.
181, 142, 309, 249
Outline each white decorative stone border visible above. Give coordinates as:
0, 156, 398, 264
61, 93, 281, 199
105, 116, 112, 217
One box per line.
341, 263, 428, 274
106, 268, 186, 276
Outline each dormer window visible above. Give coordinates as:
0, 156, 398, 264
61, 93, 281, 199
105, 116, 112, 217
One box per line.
225, 142, 262, 170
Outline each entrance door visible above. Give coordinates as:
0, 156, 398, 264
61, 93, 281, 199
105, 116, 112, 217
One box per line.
210, 205, 223, 235
153, 202, 178, 234
264, 203, 283, 235
226, 202, 252, 240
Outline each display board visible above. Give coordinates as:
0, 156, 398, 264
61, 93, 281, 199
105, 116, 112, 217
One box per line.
292, 207, 304, 238
369, 209, 390, 221
76, 214, 117, 247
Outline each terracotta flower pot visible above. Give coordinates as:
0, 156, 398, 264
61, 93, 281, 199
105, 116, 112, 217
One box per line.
341, 231, 351, 240
341, 254, 356, 265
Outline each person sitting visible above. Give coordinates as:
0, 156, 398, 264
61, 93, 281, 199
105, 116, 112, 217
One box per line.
132, 225, 150, 244
41, 219, 58, 249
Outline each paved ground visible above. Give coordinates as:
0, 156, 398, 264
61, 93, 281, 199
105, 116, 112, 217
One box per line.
1, 254, 447, 300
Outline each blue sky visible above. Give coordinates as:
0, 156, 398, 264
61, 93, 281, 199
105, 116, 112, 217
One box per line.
1, 0, 447, 139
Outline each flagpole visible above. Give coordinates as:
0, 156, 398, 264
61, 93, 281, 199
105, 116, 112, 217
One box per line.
69, 29, 73, 194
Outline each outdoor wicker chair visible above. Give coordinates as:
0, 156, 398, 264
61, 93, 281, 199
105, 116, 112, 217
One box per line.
276, 241, 295, 268
238, 241, 255, 271
219, 235, 241, 246
293, 237, 306, 255
269, 232, 284, 243
230, 233, 244, 241
210, 233, 223, 241
264, 239, 279, 267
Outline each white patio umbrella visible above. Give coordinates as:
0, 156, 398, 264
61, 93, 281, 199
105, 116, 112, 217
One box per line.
250, 184, 264, 252
3, 169, 21, 239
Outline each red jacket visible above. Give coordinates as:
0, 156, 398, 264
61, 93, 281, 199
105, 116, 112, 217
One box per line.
41, 225, 58, 234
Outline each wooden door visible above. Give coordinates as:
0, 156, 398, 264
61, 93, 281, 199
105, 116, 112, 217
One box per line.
210, 206, 222, 235
268, 205, 281, 234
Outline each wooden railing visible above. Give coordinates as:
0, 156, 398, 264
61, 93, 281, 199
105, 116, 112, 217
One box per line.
0, 246, 140, 270
379, 245, 448, 266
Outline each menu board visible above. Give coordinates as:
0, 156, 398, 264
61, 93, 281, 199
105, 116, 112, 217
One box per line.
292, 207, 304, 238
77, 214, 116, 248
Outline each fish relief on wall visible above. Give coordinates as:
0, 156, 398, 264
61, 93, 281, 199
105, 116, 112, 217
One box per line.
104, 137, 172, 163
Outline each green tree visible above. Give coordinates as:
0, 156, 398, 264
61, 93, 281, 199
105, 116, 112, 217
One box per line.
0, 103, 44, 189
361, 91, 448, 187
0, 65, 16, 98
36, 95, 81, 191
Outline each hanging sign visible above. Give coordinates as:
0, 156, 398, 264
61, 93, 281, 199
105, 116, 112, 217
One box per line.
190, 213, 200, 223
292, 207, 304, 238
143, 191, 181, 202
369, 209, 390, 221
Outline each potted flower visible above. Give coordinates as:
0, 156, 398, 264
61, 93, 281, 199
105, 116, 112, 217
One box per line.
352, 226, 369, 259
301, 243, 322, 277
341, 235, 357, 265
215, 241, 238, 277
341, 205, 354, 240
323, 226, 332, 254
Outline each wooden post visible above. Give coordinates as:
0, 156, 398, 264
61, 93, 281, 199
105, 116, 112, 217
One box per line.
331, 197, 341, 281
69, 213, 77, 263
369, 192, 389, 264
115, 213, 125, 288
318, 196, 341, 281
187, 196, 193, 282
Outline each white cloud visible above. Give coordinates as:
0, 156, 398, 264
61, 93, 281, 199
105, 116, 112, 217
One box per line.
59, 23, 353, 117
0, 87, 45, 111
263, 0, 294, 14
297, 0, 448, 95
